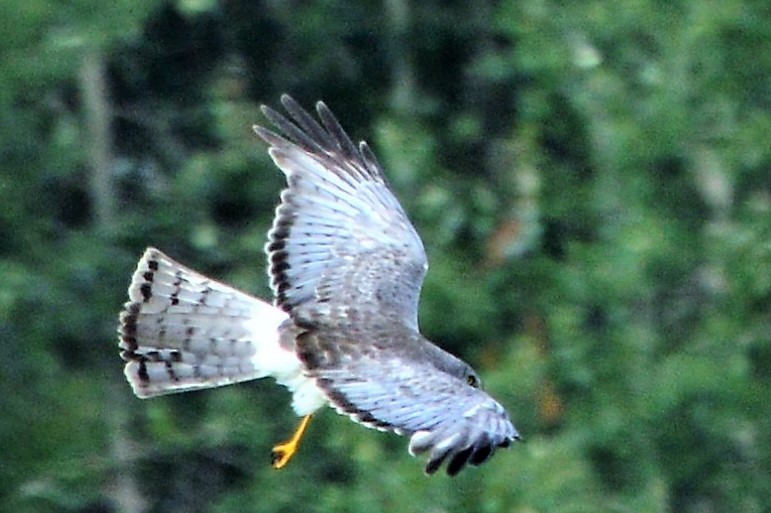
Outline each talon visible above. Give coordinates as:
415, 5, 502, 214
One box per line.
270, 447, 291, 469
271, 415, 312, 469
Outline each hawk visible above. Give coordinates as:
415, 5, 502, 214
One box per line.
119, 95, 519, 476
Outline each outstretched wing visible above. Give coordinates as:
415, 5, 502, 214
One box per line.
299, 331, 519, 476
253, 95, 427, 328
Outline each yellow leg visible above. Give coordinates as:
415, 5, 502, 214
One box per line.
271, 414, 312, 469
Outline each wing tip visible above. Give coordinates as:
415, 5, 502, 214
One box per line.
409, 425, 521, 476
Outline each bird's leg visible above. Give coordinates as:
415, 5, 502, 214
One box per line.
271, 414, 312, 469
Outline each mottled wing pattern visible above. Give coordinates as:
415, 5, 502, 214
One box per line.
298, 330, 519, 476
119, 248, 294, 398
253, 95, 427, 328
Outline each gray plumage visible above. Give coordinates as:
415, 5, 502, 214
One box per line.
254, 95, 519, 475
120, 95, 519, 476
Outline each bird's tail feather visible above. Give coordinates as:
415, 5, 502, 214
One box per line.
118, 247, 293, 398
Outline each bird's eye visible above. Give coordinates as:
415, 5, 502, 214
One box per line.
466, 374, 479, 387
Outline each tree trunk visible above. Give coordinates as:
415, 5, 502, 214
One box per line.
80, 49, 144, 513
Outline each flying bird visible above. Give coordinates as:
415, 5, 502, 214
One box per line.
118, 95, 520, 476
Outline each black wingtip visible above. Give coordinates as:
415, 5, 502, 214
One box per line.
252, 124, 283, 147
424, 453, 448, 476
280, 93, 294, 107
445, 446, 474, 476
259, 103, 274, 118
315, 100, 330, 117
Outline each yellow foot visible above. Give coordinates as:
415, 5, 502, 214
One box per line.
271, 414, 312, 469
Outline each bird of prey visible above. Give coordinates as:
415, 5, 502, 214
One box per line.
119, 95, 519, 476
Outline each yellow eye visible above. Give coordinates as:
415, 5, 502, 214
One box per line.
466, 374, 478, 387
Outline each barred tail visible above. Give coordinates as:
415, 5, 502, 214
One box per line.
118, 247, 295, 398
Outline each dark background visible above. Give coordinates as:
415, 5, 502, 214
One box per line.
1, 0, 769, 512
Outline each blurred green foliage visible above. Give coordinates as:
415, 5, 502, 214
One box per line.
1, 0, 769, 512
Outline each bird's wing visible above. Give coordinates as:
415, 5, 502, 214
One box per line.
297, 331, 519, 476
253, 95, 427, 329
